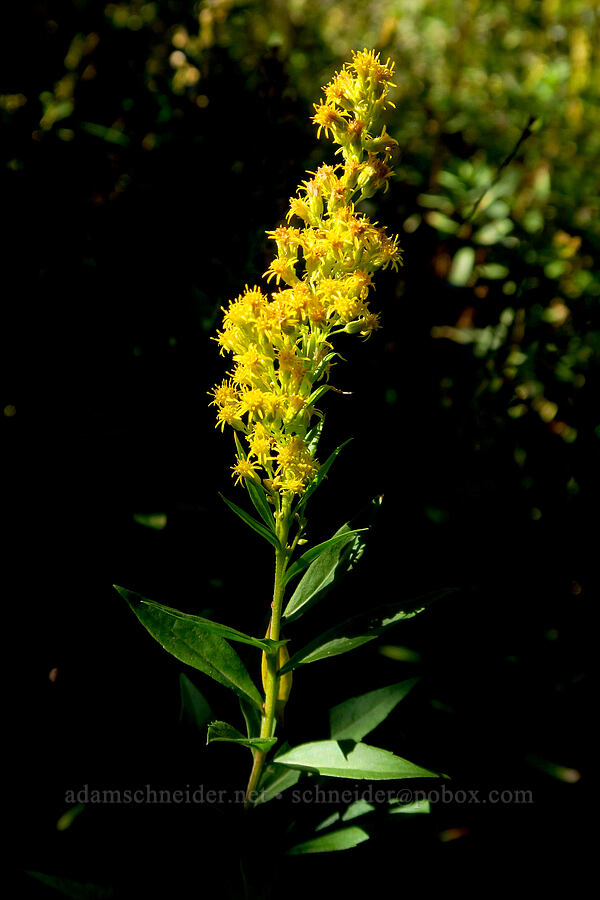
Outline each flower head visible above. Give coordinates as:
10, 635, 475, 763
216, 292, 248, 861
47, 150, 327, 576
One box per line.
211, 50, 402, 499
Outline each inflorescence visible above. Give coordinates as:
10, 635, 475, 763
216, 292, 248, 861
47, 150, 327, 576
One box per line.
210, 49, 401, 498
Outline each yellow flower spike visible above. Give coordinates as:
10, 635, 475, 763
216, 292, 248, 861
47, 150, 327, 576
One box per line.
212, 49, 401, 497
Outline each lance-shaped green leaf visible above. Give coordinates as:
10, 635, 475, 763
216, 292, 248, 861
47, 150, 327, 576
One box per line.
280, 589, 454, 674
206, 721, 277, 754
275, 740, 439, 780
219, 493, 281, 550
287, 825, 369, 855
305, 383, 331, 408
282, 528, 367, 589
329, 679, 419, 742
179, 673, 212, 730
282, 523, 365, 623
116, 586, 263, 709
254, 763, 301, 805
115, 587, 284, 653
297, 438, 352, 511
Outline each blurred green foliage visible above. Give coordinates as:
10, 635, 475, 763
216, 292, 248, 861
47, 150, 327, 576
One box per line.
4, 0, 598, 485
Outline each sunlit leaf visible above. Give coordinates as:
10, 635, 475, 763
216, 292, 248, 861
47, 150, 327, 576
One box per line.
287, 826, 369, 855
329, 679, 419, 742
275, 740, 440, 780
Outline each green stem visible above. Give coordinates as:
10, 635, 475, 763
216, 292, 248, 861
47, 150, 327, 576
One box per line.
244, 499, 292, 808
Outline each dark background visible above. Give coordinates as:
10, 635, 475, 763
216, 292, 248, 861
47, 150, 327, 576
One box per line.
4, 3, 592, 897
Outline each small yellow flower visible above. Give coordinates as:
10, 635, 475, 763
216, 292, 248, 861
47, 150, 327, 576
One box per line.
231, 456, 260, 486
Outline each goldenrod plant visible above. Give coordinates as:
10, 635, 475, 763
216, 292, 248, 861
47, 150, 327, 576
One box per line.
115, 50, 443, 851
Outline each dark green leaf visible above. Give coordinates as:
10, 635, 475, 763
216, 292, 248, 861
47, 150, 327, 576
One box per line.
282, 523, 364, 623
329, 679, 419, 742
115, 586, 282, 653
116, 586, 263, 709
179, 673, 212, 730
25, 872, 114, 899
275, 741, 439, 779
246, 479, 277, 532
297, 439, 352, 511
207, 721, 276, 754
280, 590, 454, 674
282, 528, 367, 588
287, 826, 369, 855
219, 493, 281, 550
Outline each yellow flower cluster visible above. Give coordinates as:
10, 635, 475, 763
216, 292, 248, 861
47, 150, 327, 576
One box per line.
210, 49, 401, 498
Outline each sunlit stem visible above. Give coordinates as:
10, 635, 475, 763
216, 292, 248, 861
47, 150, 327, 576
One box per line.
244, 497, 292, 808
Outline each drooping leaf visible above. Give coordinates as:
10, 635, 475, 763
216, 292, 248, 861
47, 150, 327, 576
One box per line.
25, 872, 115, 899
280, 590, 454, 673
219, 493, 281, 550
115, 587, 284, 653
287, 826, 369, 855
282, 528, 367, 589
206, 721, 276, 754
116, 586, 263, 709
179, 673, 212, 730
329, 679, 419, 742
297, 439, 352, 510
282, 523, 365, 624
274, 741, 440, 780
